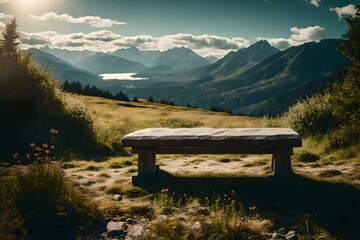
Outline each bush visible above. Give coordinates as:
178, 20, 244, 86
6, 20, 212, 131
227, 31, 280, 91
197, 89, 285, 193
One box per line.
284, 93, 337, 136
283, 7, 360, 150
294, 151, 320, 163
0, 20, 107, 161
4, 163, 104, 239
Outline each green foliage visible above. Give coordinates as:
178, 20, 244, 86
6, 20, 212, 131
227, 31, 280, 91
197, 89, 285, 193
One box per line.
294, 151, 320, 163
284, 6, 360, 149
3, 163, 104, 239
0, 19, 107, 161
0, 19, 20, 57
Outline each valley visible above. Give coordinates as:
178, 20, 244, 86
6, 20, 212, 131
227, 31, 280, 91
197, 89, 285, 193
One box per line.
28, 39, 349, 117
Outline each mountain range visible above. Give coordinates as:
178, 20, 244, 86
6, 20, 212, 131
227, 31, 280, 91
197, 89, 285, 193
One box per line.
28, 39, 349, 116
108, 39, 349, 116
25, 48, 102, 84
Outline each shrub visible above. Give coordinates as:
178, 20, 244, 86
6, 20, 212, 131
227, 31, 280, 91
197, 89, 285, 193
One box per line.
283, 7, 360, 149
0, 20, 107, 161
294, 151, 320, 163
5, 163, 104, 239
284, 93, 336, 136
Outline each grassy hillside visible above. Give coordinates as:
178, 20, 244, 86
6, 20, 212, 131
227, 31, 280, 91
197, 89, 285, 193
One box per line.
1, 94, 359, 239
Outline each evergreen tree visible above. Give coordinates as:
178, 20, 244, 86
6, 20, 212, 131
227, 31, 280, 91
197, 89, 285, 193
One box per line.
148, 96, 154, 102
0, 19, 20, 57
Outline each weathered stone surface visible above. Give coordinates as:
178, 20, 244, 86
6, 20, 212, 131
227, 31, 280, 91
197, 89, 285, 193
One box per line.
122, 128, 302, 148
271, 233, 287, 240
127, 225, 145, 238
114, 194, 122, 201
285, 231, 298, 240
106, 221, 127, 237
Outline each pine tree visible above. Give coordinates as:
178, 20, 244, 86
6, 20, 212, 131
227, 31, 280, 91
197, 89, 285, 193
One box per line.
0, 19, 20, 57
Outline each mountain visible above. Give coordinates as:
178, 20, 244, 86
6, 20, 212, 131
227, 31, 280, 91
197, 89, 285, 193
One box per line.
151, 47, 210, 69
40, 46, 95, 65
179, 39, 349, 116
25, 48, 102, 85
182, 40, 280, 81
204, 55, 219, 63
139, 65, 172, 74
115, 39, 349, 117
77, 53, 147, 74
111, 47, 161, 67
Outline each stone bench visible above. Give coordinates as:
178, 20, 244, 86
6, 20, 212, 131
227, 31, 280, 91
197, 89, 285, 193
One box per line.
122, 128, 302, 180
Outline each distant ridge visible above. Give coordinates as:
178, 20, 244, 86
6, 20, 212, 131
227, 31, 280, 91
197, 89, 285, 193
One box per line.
77, 53, 147, 74
115, 39, 349, 117
25, 48, 102, 85
111, 47, 161, 67
151, 47, 210, 69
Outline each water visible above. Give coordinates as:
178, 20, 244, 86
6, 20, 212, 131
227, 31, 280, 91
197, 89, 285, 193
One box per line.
99, 73, 148, 81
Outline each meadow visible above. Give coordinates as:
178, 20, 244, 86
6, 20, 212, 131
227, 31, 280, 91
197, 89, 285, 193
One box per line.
4, 95, 358, 240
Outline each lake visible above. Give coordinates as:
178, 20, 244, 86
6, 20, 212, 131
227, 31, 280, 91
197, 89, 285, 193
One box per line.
99, 73, 148, 81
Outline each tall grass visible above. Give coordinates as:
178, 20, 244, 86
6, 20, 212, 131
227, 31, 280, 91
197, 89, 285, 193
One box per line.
1, 163, 105, 239
0, 47, 108, 161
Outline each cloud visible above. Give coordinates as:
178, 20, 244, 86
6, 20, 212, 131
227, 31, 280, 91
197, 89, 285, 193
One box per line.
19, 30, 249, 58
0, 21, 5, 31
330, 4, 357, 20
258, 25, 326, 50
308, 0, 321, 7
0, 13, 13, 19
29, 12, 126, 27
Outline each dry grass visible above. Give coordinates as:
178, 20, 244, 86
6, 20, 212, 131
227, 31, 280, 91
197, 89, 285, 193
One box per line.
14, 95, 355, 239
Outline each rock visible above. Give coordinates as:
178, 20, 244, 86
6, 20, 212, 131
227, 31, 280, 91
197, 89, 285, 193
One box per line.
114, 194, 123, 201
106, 221, 127, 238
271, 233, 287, 240
128, 225, 145, 238
285, 231, 298, 240
192, 221, 201, 230
126, 218, 133, 224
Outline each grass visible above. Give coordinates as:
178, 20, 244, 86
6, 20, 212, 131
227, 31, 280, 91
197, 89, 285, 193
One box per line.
0, 163, 105, 239
294, 151, 320, 163
2, 95, 358, 239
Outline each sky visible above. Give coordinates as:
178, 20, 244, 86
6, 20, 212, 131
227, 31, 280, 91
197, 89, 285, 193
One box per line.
0, 0, 359, 57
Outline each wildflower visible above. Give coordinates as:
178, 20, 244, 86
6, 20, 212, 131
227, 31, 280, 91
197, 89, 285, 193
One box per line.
50, 146, 55, 150
26, 153, 31, 160
161, 188, 169, 193
44, 150, 50, 154
30, 143, 36, 148
249, 205, 256, 212
35, 147, 42, 152
42, 143, 48, 148
49, 129, 59, 134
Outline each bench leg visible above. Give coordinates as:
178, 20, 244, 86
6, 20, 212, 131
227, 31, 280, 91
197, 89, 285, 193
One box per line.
137, 148, 157, 177
273, 148, 292, 176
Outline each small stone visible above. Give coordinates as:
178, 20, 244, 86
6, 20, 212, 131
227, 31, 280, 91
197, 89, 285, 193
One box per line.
285, 231, 298, 240
128, 225, 145, 238
126, 218, 133, 224
193, 221, 201, 230
106, 221, 127, 237
271, 233, 287, 240
114, 194, 122, 201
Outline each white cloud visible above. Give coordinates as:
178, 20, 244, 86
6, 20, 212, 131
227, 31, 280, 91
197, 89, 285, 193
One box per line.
258, 25, 326, 50
29, 12, 126, 27
308, 0, 321, 7
19, 30, 250, 58
0, 21, 6, 31
0, 13, 13, 19
330, 4, 357, 20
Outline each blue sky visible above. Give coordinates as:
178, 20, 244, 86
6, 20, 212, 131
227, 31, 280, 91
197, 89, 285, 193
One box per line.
0, 0, 359, 57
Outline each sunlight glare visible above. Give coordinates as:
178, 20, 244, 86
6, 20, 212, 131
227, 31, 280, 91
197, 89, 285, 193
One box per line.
13, 0, 49, 11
